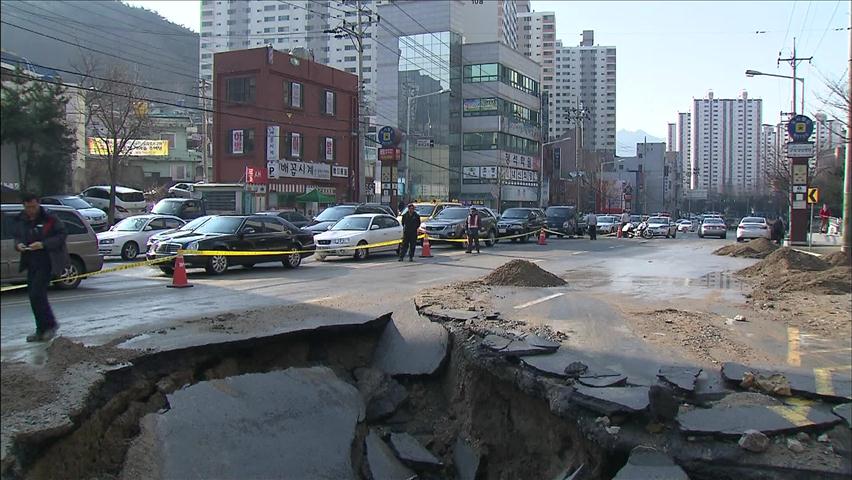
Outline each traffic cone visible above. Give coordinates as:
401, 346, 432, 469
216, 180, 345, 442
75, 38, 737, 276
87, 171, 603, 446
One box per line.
420, 235, 433, 258
167, 253, 193, 288
617, 225, 623, 238
538, 228, 547, 245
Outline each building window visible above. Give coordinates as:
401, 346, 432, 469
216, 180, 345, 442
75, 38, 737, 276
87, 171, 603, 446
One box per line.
322, 90, 336, 115
345, 45, 356, 51
278, 15, 290, 21
264, 4, 276, 10
463, 63, 498, 82
344, 56, 357, 62
228, 128, 255, 154
287, 132, 303, 158
322, 137, 335, 161
225, 76, 256, 103
201, 21, 213, 27
201, 64, 212, 70
285, 81, 302, 109
463, 132, 499, 150
344, 67, 357, 73
160, 133, 177, 150
278, 3, 289, 9
264, 16, 275, 21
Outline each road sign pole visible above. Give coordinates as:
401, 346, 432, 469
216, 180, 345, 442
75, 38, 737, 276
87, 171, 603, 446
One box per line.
809, 202, 814, 249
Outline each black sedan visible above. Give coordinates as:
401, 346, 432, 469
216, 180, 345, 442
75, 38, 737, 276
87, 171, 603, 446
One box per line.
146, 215, 314, 275
497, 208, 546, 242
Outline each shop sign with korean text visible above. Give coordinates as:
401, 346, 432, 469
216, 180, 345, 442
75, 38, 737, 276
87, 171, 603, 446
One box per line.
278, 160, 331, 180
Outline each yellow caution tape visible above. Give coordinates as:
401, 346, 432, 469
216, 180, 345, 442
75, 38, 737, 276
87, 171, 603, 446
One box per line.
0, 255, 176, 293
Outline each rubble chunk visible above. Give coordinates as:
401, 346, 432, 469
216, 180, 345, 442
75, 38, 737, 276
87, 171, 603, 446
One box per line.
453, 436, 480, 480
354, 367, 409, 422
832, 403, 852, 428
738, 430, 770, 452
366, 430, 417, 480
787, 438, 805, 453
648, 384, 679, 422
389, 432, 443, 470
481, 334, 512, 352
612, 446, 689, 480
657, 366, 702, 393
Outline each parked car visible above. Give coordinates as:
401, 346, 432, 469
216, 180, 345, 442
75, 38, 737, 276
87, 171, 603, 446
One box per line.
146, 215, 214, 253
1, 204, 104, 289
646, 216, 677, 238
304, 204, 392, 234
81, 185, 147, 220
97, 214, 185, 260
698, 217, 727, 239
676, 219, 694, 233
595, 215, 620, 234
736, 217, 770, 242
420, 207, 499, 247
168, 182, 200, 199
151, 198, 207, 221
497, 208, 546, 242
256, 210, 311, 228
544, 206, 581, 237
314, 214, 402, 261
397, 202, 462, 223
40, 195, 108, 232
147, 215, 315, 275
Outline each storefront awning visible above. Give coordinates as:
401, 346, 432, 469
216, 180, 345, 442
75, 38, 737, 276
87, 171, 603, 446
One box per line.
296, 189, 336, 204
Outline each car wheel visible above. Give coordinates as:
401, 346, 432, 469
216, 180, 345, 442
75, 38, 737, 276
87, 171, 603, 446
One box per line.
55, 257, 84, 290
485, 230, 496, 247
121, 241, 139, 260
205, 254, 229, 275
284, 247, 302, 269
353, 241, 369, 260
159, 266, 175, 275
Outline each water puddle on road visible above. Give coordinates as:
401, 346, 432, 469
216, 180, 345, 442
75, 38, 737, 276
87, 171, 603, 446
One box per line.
564, 270, 747, 302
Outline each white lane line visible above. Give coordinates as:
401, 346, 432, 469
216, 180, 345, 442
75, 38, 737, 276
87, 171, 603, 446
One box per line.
571, 251, 584, 255
513, 292, 564, 310
304, 295, 340, 303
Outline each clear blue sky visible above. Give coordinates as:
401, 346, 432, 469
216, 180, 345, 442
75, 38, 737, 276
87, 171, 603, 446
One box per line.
127, 0, 849, 138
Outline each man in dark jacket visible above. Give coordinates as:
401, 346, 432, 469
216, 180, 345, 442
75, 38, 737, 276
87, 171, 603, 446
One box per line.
399, 203, 421, 262
14, 193, 70, 342
771, 217, 785, 245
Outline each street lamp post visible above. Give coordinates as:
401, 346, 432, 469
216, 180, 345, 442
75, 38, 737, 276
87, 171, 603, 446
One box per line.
404, 89, 448, 202
745, 70, 805, 115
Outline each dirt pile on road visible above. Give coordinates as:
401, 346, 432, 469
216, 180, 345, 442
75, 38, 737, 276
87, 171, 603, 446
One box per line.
481, 260, 566, 287
713, 238, 778, 259
823, 251, 852, 267
738, 247, 829, 277
760, 266, 852, 296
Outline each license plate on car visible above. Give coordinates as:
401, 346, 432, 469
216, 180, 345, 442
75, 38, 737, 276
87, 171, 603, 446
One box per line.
499, 229, 507, 233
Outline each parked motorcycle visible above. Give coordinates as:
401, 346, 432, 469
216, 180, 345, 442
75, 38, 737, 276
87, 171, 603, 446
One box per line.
622, 221, 651, 239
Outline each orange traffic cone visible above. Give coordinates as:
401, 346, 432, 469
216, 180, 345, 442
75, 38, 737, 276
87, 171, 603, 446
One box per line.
617, 225, 623, 238
538, 228, 547, 245
420, 235, 433, 258
167, 253, 193, 288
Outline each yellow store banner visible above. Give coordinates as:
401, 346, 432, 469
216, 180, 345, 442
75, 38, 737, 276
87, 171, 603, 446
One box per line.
87, 138, 169, 156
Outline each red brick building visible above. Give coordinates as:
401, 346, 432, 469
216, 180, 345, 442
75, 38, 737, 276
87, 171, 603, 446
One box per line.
213, 47, 359, 210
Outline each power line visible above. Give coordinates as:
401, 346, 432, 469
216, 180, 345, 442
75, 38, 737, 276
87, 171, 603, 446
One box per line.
780, 1, 797, 55
811, 0, 844, 54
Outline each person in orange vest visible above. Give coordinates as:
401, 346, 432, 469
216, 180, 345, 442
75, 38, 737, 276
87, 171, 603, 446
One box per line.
465, 206, 481, 254
819, 204, 831, 233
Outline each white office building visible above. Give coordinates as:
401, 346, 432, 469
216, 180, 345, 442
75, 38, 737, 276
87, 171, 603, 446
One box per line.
551, 30, 616, 151
689, 91, 762, 195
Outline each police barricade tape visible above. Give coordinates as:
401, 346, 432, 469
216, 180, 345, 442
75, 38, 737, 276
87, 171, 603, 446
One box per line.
179, 235, 428, 257
0, 255, 177, 293
423, 229, 538, 244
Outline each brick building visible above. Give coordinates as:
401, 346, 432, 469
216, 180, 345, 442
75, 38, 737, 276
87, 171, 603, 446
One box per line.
213, 47, 359, 211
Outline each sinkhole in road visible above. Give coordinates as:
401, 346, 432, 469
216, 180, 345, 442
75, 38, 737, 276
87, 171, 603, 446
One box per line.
13, 313, 613, 480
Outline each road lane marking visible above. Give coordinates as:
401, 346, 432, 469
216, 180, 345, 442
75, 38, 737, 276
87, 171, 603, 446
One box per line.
571, 251, 585, 255
304, 295, 340, 304
513, 293, 564, 310
813, 368, 835, 397
787, 326, 801, 367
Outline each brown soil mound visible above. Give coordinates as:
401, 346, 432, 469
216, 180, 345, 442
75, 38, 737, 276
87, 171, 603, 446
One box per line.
823, 251, 852, 267
713, 238, 778, 259
761, 266, 852, 295
481, 259, 566, 287
738, 247, 829, 277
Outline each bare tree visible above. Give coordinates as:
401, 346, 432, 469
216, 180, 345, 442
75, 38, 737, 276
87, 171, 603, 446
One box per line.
815, 74, 850, 129
77, 58, 150, 224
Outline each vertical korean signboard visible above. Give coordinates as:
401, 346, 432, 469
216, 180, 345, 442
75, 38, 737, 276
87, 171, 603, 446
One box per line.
267, 126, 279, 179
232, 130, 244, 155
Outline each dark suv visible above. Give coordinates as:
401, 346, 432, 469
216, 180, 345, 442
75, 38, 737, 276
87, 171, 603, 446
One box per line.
497, 208, 547, 242
544, 206, 581, 237
304, 204, 393, 234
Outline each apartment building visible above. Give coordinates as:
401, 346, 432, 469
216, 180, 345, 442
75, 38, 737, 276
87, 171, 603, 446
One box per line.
517, 11, 556, 115
676, 112, 691, 193
689, 91, 762, 195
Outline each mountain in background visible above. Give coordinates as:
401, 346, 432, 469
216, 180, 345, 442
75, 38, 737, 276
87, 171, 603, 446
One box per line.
616, 130, 665, 157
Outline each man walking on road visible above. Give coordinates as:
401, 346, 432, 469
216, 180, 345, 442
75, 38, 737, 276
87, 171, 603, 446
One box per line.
620, 210, 630, 234
587, 212, 597, 240
819, 204, 831, 233
465, 207, 481, 254
399, 203, 420, 262
14, 193, 69, 342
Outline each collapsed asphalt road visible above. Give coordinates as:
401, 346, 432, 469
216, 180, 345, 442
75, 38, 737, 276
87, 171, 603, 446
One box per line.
1, 237, 850, 479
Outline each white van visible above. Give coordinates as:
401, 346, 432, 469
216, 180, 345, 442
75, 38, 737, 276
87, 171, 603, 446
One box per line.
81, 186, 147, 220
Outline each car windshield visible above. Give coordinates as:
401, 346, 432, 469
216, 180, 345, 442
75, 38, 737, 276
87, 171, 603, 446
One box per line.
648, 217, 668, 224
315, 206, 356, 222
331, 217, 370, 231
61, 197, 94, 209
116, 191, 144, 202
180, 215, 212, 231
113, 217, 148, 231
436, 208, 470, 220
193, 217, 243, 234
152, 200, 184, 215
742, 217, 765, 224
545, 207, 572, 218
502, 209, 529, 219
412, 205, 436, 216
598, 216, 616, 223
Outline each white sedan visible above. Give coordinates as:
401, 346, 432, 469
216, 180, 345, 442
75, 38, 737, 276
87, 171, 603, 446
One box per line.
97, 214, 185, 260
314, 214, 402, 261
736, 216, 771, 242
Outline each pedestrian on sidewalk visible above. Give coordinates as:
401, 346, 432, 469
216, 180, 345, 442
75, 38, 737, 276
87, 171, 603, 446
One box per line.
13, 193, 69, 342
771, 216, 785, 245
399, 203, 420, 262
465, 207, 481, 253
819, 204, 831, 233
587, 212, 597, 240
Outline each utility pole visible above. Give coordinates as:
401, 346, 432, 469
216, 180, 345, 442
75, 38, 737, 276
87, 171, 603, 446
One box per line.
778, 38, 812, 117
843, 22, 851, 256
567, 100, 588, 210
325, 2, 376, 202
199, 79, 209, 182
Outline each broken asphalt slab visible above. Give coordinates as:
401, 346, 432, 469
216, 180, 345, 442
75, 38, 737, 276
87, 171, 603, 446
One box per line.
420, 306, 480, 322
677, 403, 841, 437
453, 436, 480, 480
371, 304, 449, 377
389, 432, 443, 469
366, 431, 417, 480
570, 385, 651, 416
721, 362, 852, 402
121, 367, 365, 480
834, 403, 852, 428
658, 366, 702, 393
481, 334, 512, 352
612, 446, 689, 480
